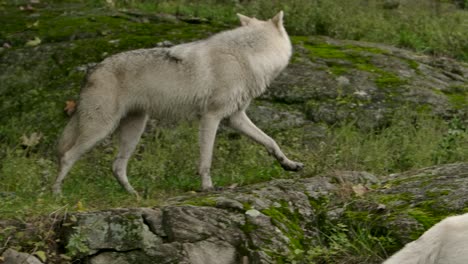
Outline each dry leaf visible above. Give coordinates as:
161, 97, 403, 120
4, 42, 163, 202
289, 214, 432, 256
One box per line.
352, 184, 368, 197
64, 100, 76, 116
76, 201, 85, 211
377, 204, 387, 211
25, 36, 41, 47
34, 251, 47, 262
21, 132, 43, 147
3, 43, 11, 48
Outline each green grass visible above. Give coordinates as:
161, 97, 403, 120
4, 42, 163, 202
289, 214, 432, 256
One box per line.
1, 109, 466, 220
304, 111, 468, 175
112, 0, 468, 61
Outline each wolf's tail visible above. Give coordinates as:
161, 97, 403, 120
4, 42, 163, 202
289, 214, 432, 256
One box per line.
57, 114, 79, 157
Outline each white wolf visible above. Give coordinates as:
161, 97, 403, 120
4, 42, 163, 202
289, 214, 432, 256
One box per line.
53, 11, 303, 195
384, 213, 468, 264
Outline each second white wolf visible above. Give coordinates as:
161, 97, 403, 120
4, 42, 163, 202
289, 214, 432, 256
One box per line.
53, 11, 303, 195
384, 213, 468, 264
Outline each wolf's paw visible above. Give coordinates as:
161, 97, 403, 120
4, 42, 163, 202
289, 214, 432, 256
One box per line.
52, 185, 63, 196
281, 160, 304, 171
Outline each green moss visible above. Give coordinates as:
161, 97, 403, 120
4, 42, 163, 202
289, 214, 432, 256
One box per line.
425, 189, 450, 198
240, 220, 258, 234
262, 204, 305, 251
301, 42, 408, 90
386, 174, 430, 186
304, 43, 350, 60
376, 193, 413, 207
407, 208, 442, 229
344, 44, 385, 54
243, 202, 253, 210
330, 65, 349, 75
375, 72, 407, 88
446, 93, 467, 110
404, 59, 419, 71
437, 85, 467, 110
355, 63, 379, 72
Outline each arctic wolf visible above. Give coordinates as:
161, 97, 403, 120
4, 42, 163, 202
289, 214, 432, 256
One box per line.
53, 11, 303, 195
384, 213, 468, 264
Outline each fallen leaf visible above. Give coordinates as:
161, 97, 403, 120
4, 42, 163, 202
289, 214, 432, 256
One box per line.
25, 36, 41, 47
35, 251, 47, 262
21, 132, 43, 147
76, 200, 85, 211
3, 43, 12, 48
352, 184, 368, 197
64, 100, 77, 116
377, 204, 387, 210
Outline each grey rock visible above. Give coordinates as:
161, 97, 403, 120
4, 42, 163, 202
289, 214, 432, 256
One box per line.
141, 208, 166, 237
2, 249, 43, 264
183, 240, 237, 264
215, 197, 244, 211
62, 209, 162, 256
58, 163, 468, 263
265, 36, 467, 128
332, 170, 380, 186
162, 206, 244, 245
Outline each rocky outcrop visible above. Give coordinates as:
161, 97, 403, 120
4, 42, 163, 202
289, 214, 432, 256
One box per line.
254, 36, 468, 130
54, 163, 467, 263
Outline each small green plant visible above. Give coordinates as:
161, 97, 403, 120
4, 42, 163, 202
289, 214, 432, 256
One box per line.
432, 115, 467, 163
66, 231, 90, 258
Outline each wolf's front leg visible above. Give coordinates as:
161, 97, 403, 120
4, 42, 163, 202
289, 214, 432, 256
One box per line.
198, 113, 222, 191
229, 110, 303, 171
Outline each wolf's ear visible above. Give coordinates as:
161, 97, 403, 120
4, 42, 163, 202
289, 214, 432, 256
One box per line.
271, 11, 284, 27
237, 13, 252, 26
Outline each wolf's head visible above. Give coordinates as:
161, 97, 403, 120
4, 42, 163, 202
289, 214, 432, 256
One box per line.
232, 11, 292, 88
237, 11, 288, 38
236, 11, 291, 56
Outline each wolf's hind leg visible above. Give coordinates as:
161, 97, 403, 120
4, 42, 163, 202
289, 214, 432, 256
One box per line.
113, 112, 148, 195
53, 116, 118, 195
198, 113, 222, 191
229, 110, 303, 171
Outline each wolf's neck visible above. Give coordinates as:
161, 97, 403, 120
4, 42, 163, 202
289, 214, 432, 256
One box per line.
248, 38, 291, 95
